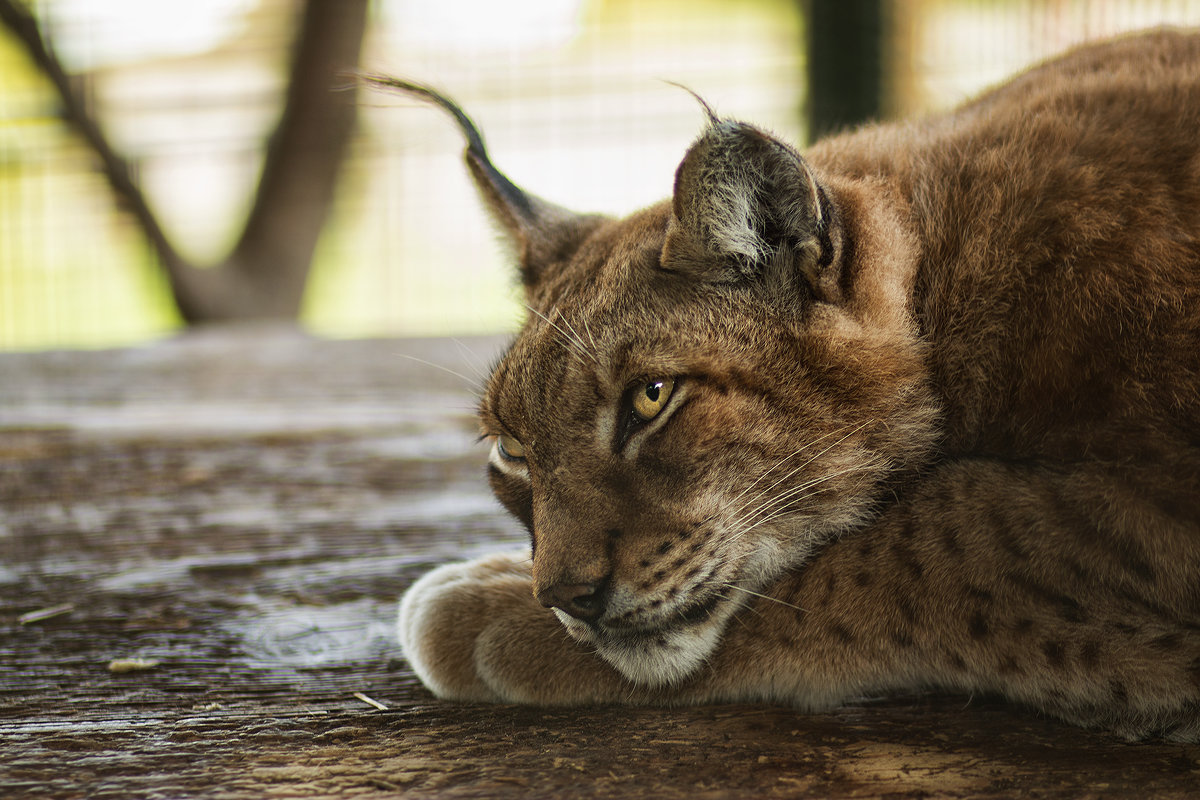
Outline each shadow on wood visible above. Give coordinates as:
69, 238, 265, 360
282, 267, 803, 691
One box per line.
1, 326, 1197, 797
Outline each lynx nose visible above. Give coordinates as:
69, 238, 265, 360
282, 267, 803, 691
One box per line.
537, 581, 607, 622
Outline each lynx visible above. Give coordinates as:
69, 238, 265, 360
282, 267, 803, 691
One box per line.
381, 29, 1200, 741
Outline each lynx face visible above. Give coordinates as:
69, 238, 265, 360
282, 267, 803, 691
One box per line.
477, 186, 938, 684
375, 83, 942, 687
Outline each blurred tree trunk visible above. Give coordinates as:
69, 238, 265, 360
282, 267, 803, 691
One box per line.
804, 0, 886, 140
0, 0, 368, 323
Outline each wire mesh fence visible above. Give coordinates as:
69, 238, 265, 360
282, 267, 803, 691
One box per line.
2, 0, 1198, 350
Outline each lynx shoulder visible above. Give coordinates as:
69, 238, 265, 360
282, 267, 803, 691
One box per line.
386, 29, 1200, 740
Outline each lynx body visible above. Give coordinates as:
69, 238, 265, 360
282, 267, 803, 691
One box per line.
392, 30, 1200, 740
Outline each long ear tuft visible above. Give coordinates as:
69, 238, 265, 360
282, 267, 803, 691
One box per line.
663, 81, 720, 126
362, 74, 605, 287
661, 117, 841, 302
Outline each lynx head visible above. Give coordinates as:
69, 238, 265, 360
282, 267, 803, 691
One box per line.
385, 79, 939, 687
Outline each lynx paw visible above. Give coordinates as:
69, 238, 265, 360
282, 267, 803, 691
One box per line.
398, 552, 630, 703
398, 551, 533, 701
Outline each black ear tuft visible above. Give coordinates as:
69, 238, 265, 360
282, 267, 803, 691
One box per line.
364, 75, 606, 288
661, 119, 841, 302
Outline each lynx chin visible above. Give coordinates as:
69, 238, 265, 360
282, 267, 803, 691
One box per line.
381, 29, 1200, 742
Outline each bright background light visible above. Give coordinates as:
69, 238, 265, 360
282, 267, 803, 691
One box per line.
46, 0, 255, 69
382, 0, 587, 52
3, 0, 1200, 349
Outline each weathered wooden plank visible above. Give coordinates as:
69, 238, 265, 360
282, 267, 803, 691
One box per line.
1, 326, 1198, 798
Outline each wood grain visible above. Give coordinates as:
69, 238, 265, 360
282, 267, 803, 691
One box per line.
1, 326, 1197, 798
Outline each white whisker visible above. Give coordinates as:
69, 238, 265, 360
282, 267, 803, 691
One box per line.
449, 337, 495, 384
719, 422, 876, 535
581, 317, 601, 354
558, 314, 598, 363
526, 305, 598, 365
722, 458, 887, 549
392, 352, 481, 389
727, 421, 873, 527
719, 425, 860, 515
722, 583, 806, 612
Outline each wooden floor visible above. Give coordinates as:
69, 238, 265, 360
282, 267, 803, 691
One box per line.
2, 325, 1198, 799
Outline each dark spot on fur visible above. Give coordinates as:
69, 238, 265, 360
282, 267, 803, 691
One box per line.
891, 541, 925, 581
1110, 679, 1129, 705
830, 623, 855, 644
941, 526, 964, 556
1187, 585, 1200, 616
1065, 557, 1091, 582
684, 566, 701, 580
965, 584, 994, 603
671, 556, 688, 570
689, 542, 703, 554
657, 541, 673, 555
1117, 587, 1193, 629
677, 528, 692, 540
653, 570, 667, 581
854, 570, 873, 587
1006, 573, 1087, 624
1056, 596, 1088, 624
857, 538, 875, 557
1126, 557, 1157, 583
1111, 621, 1139, 636
1080, 640, 1101, 669
895, 595, 919, 625
1152, 633, 1183, 651
639, 559, 652, 568
993, 521, 1029, 561
1041, 640, 1066, 668
998, 656, 1022, 676
606, 528, 623, 540
1106, 535, 1157, 583
969, 612, 990, 640
890, 629, 914, 648
1055, 492, 1159, 583
1014, 617, 1034, 634
948, 653, 968, 672
649, 598, 663, 609
824, 573, 838, 602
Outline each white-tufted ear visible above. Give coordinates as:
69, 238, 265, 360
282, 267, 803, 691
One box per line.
661, 119, 842, 303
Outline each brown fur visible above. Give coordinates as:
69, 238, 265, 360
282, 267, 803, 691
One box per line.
391, 29, 1200, 741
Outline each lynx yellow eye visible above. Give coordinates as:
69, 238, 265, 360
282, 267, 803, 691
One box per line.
632, 378, 675, 422
496, 434, 526, 461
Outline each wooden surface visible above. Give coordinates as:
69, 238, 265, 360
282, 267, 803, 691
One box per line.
2, 324, 1198, 799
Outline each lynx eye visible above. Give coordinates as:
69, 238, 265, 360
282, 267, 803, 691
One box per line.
496, 434, 526, 461
631, 378, 675, 422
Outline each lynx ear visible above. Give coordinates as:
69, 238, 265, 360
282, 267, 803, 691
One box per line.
662, 119, 841, 302
366, 76, 604, 287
